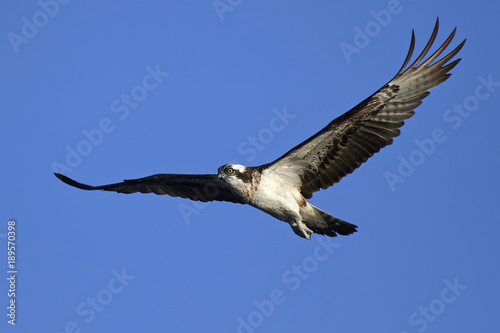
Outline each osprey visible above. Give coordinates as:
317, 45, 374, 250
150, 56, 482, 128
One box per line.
55, 19, 465, 239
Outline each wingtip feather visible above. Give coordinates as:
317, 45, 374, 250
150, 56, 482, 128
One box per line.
54, 173, 96, 191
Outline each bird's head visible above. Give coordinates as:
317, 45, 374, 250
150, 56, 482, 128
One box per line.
217, 164, 255, 200
217, 163, 247, 181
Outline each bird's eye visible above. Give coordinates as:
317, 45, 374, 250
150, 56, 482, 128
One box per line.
226, 168, 234, 174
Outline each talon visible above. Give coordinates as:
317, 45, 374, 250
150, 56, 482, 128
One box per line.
301, 226, 313, 239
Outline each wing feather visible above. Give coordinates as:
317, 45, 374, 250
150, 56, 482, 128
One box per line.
260, 18, 465, 199
54, 173, 244, 204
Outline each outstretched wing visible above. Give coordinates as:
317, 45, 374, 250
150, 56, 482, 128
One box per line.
54, 173, 244, 204
260, 18, 466, 199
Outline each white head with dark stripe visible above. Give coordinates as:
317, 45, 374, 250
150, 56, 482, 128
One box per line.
218, 164, 258, 201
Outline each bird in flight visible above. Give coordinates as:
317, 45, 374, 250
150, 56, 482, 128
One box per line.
55, 19, 465, 239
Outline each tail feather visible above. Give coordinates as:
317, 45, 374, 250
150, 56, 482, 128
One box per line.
304, 206, 358, 237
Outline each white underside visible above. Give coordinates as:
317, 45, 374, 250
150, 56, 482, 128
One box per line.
250, 168, 315, 239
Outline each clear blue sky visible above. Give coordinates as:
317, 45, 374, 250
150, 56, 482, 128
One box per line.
2, 1, 499, 332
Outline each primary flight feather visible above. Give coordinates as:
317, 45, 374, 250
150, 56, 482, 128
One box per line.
55, 19, 465, 239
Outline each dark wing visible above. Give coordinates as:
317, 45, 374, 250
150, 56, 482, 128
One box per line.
260, 18, 466, 199
54, 173, 244, 204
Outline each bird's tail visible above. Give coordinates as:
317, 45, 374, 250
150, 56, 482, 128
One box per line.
304, 205, 358, 237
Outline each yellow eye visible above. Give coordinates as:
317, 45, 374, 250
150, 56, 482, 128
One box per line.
226, 168, 234, 174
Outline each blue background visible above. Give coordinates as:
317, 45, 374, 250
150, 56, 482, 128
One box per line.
2, 1, 499, 332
